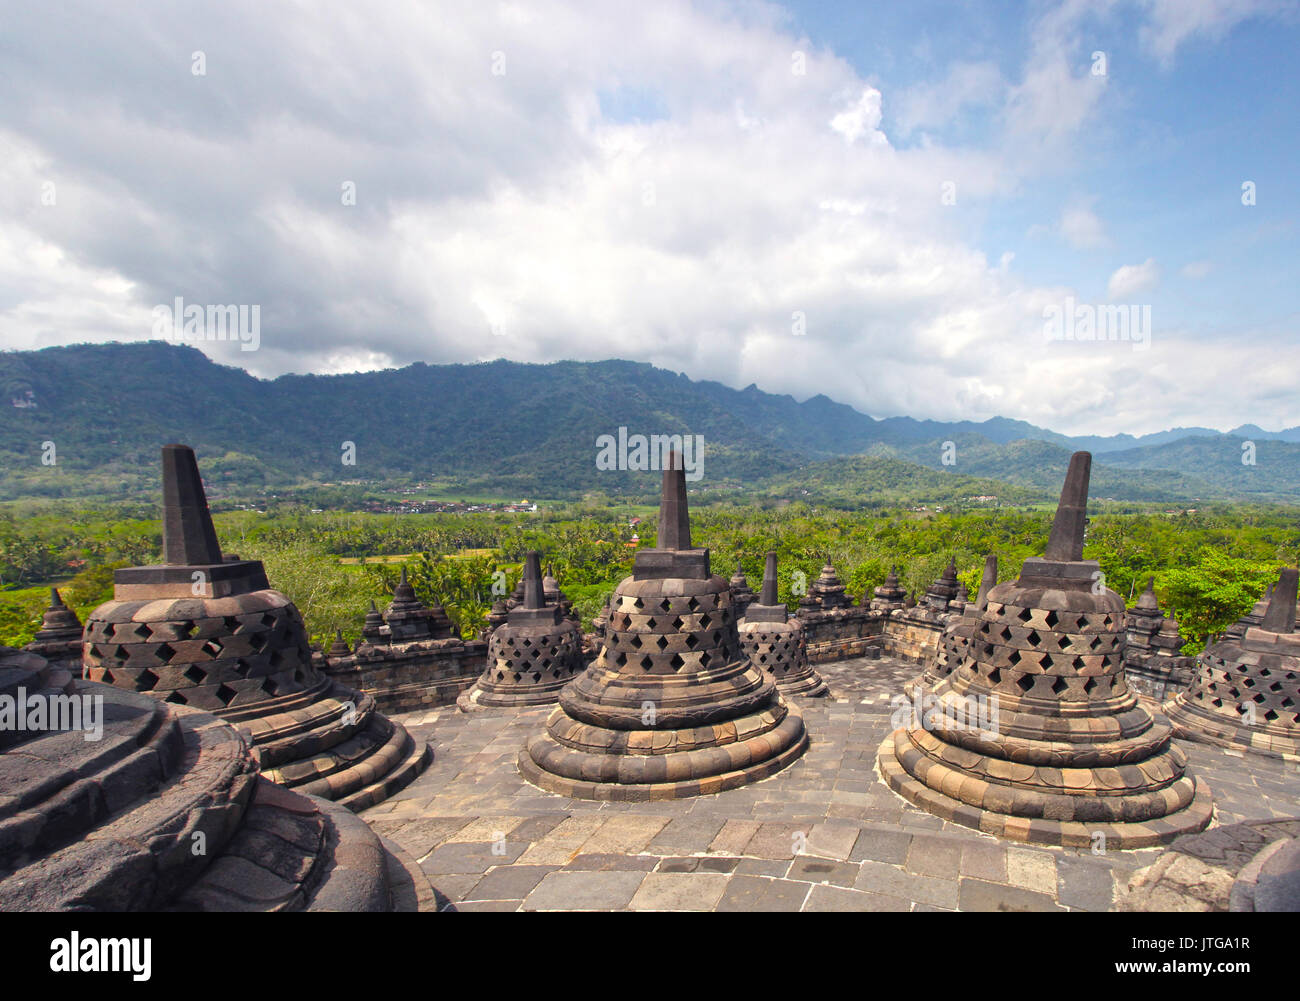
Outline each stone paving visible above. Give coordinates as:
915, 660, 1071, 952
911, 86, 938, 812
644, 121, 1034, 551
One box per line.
358, 656, 1300, 911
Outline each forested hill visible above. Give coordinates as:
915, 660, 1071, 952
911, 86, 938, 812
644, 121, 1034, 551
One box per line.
1, 341, 1296, 504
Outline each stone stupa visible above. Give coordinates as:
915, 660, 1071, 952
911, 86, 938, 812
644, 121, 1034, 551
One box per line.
82, 444, 430, 810
738, 551, 828, 698
0, 645, 433, 911
458, 551, 584, 710
1164, 567, 1300, 758
868, 567, 907, 612
909, 555, 997, 698
519, 451, 808, 800
729, 562, 757, 616
878, 452, 1213, 848
22, 587, 84, 673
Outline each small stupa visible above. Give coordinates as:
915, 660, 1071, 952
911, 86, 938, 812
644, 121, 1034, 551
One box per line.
1164, 567, 1300, 758
22, 587, 84, 672
458, 551, 584, 710
738, 551, 828, 698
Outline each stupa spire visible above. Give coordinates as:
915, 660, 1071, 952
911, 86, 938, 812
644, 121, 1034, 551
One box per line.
161, 444, 223, 565
656, 449, 691, 551
521, 551, 544, 610
760, 551, 779, 606
1043, 451, 1091, 562
1260, 567, 1298, 634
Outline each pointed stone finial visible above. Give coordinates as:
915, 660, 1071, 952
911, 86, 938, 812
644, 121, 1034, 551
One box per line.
161, 444, 223, 565
943, 555, 957, 580
656, 450, 691, 551
1261, 568, 1298, 633
976, 555, 998, 609
50, 587, 63, 607
522, 551, 544, 610
329, 630, 350, 656
1136, 577, 1160, 611
760, 551, 779, 606
1044, 451, 1091, 562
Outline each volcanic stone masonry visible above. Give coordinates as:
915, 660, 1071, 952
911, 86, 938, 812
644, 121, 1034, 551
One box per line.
519, 452, 808, 800
886, 558, 967, 664
737, 551, 828, 698
1122, 578, 1195, 702
458, 551, 585, 710
23, 587, 84, 674
82, 444, 430, 811
878, 451, 1214, 848
322, 567, 486, 713
1163, 567, 1300, 758
0, 644, 433, 911
907, 555, 998, 700
729, 562, 757, 617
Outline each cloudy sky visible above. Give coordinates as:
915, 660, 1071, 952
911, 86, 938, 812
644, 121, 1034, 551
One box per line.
1, 0, 1296, 435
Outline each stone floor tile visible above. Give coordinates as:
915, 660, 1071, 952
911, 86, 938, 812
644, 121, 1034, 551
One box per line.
1005, 847, 1059, 895
959, 878, 1064, 912
628, 872, 730, 911
464, 865, 558, 901
522, 870, 648, 911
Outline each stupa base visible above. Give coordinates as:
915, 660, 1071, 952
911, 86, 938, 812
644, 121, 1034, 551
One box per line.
1164, 701, 1300, 760
519, 702, 808, 801
775, 671, 830, 698
457, 681, 569, 712
877, 729, 1214, 849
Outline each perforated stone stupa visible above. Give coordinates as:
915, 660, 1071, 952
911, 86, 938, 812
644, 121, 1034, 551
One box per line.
519, 452, 808, 800
82, 444, 430, 810
878, 452, 1213, 848
458, 551, 584, 710
1123, 578, 1195, 702
0, 645, 432, 911
1164, 568, 1300, 758
738, 552, 828, 698
909, 555, 997, 698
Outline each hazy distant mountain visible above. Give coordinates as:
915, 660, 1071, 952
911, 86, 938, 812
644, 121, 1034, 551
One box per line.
0, 342, 1294, 504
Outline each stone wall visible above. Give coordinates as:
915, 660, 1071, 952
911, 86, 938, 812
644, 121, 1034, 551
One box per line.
797, 606, 887, 663
322, 638, 487, 714
1125, 651, 1196, 704
880, 609, 951, 665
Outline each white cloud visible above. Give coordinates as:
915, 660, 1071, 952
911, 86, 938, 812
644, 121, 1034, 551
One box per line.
1059, 202, 1109, 250
1108, 258, 1161, 298
1181, 259, 1214, 279
1139, 0, 1286, 65
0, 0, 1291, 438
829, 88, 889, 146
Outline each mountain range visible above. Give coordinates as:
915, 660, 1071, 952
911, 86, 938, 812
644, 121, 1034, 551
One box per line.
1, 341, 1297, 506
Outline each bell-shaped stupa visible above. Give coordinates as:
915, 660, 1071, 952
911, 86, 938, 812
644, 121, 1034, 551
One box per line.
519, 452, 808, 800
910, 555, 997, 697
82, 445, 430, 810
738, 552, 828, 697
458, 551, 584, 710
879, 453, 1213, 848
1164, 568, 1300, 758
